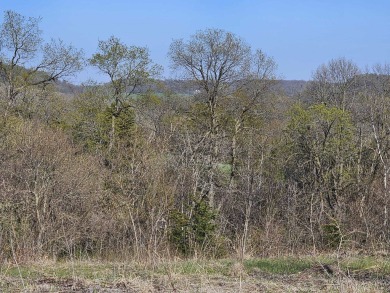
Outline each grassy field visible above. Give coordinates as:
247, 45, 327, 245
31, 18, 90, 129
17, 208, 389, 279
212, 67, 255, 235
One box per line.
1, 254, 390, 292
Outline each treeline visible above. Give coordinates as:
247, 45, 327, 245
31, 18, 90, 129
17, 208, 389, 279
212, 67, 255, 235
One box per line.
1, 11, 390, 261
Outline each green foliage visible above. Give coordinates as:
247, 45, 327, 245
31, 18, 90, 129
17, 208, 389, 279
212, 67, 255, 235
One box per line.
284, 103, 357, 204
286, 103, 355, 155
89, 36, 161, 95
0, 10, 84, 105
66, 86, 135, 151
169, 210, 191, 255
192, 198, 217, 245
322, 221, 342, 248
169, 197, 217, 256
280, 103, 361, 248
104, 103, 136, 143
66, 85, 110, 150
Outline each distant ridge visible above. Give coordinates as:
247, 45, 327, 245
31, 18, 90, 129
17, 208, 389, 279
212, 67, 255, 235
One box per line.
54, 79, 308, 97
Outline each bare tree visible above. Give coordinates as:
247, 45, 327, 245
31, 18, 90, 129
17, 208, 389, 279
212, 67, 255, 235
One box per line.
169, 29, 256, 207
307, 57, 360, 111
359, 64, 390, 237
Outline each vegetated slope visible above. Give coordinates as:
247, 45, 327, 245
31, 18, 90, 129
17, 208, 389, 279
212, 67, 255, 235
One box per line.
2, 10, 390, 264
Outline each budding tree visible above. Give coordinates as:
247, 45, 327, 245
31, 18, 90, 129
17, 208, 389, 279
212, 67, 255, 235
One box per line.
0, 10, 84, 105
169, 28, 276, 208
90, 36, 161, 151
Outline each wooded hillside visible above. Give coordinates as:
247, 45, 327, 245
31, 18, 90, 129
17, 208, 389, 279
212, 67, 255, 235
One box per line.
1, 11, 390, 261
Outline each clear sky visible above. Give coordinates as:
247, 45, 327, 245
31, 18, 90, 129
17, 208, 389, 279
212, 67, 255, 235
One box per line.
1, 0, 389, 83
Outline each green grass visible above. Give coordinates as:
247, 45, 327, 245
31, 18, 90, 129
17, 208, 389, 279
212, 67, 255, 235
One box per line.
3, 256, 389, 280
244, 257, 313, 274
340, 256, 390, 275
1, 255, 389, 292
155, 259, 233, 276
0, 265, 41, 279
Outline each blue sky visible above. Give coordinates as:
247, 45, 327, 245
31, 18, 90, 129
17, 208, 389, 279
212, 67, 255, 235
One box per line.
1, 0, 389, 83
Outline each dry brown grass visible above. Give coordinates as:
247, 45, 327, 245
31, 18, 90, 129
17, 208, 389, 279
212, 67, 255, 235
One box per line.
0, 255, 389, 292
